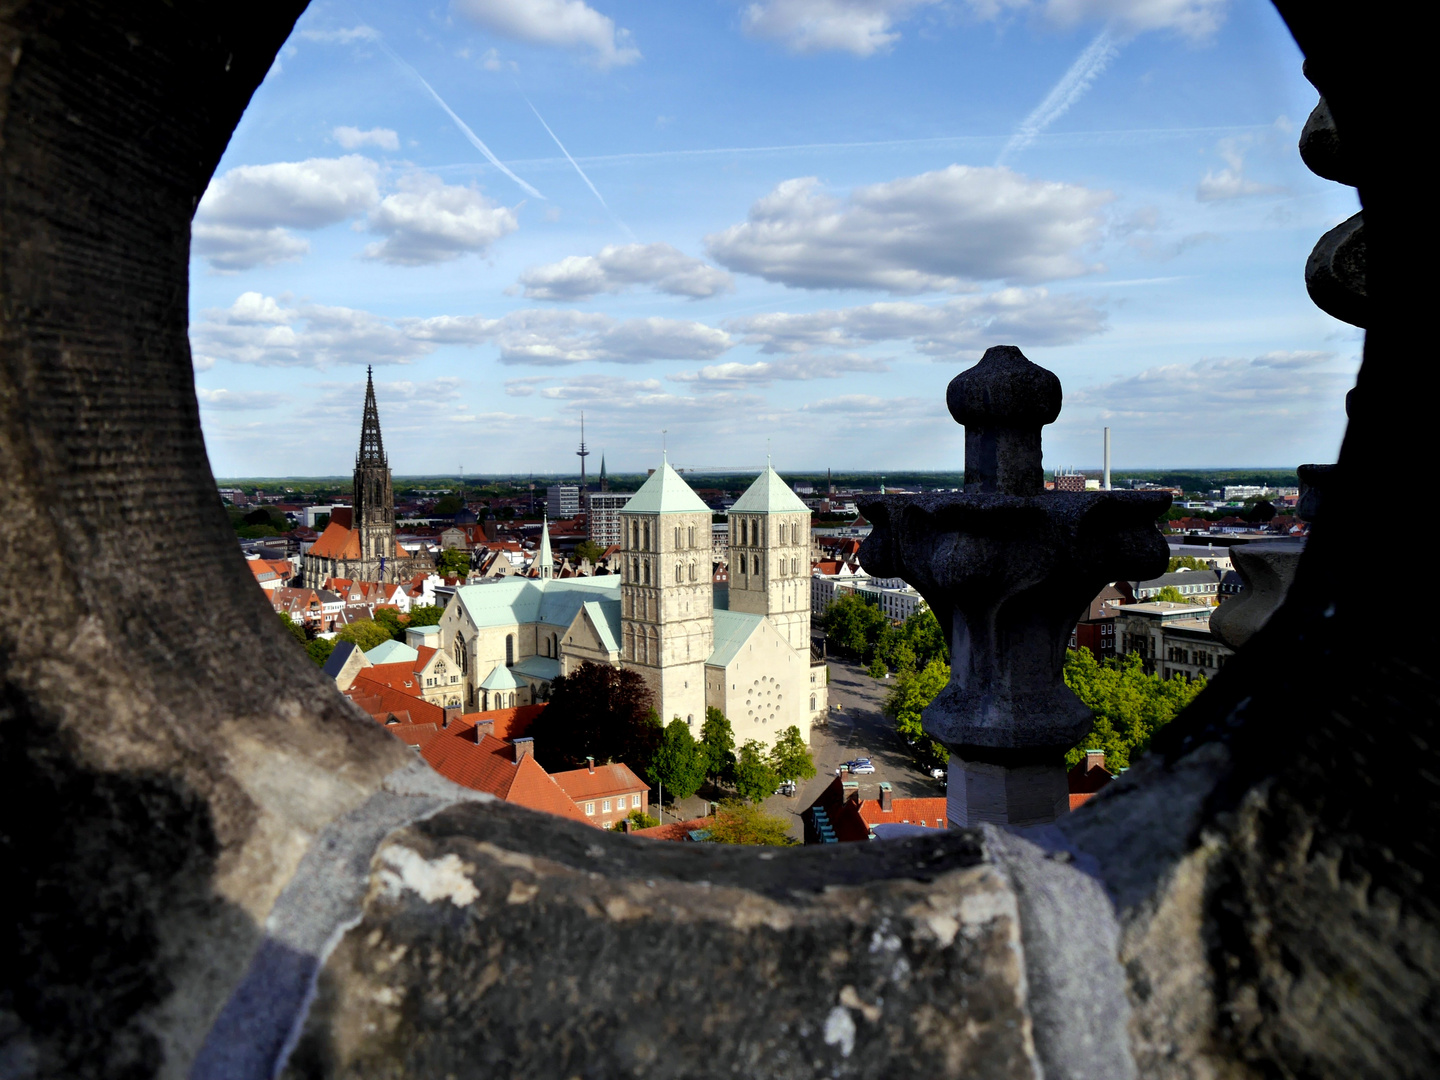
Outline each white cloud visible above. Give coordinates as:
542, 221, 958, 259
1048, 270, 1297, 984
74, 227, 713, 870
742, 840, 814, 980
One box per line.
730, 288, 1105, 358
706, 168, 1110, 293
191, 223, 310, 273
670, 354, 889, 389
503, 376, 554, 397
1064, 351, 1354, 462
362, 175, 520, 265
193, 156, 381, 271
333, 126, 400, 151
197, 156, 380, 229
1034, 0, 1230, 40
298, 25, 381, 44
518, 243, 733, 300
409, 309, 733, 365
1196, 137, 1284, 202
189, 292, 434, 369
195, 388, 287, 411
742, 0, 941, 56
451, 0, 640, 67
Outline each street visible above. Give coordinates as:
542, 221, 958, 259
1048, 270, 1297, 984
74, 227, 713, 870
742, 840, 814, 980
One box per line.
665, 657, 947, 840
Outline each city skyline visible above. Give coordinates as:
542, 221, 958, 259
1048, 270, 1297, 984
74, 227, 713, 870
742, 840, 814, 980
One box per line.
190, 0, 1358, 476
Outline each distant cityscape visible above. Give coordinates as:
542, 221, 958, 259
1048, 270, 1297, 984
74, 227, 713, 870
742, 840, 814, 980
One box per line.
235, 376, 1303, 843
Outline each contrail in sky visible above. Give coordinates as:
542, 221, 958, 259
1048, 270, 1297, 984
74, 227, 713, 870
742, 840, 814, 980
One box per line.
377, 39, 544, 199
998, 30, 1123, 167
521, 93, 635, 239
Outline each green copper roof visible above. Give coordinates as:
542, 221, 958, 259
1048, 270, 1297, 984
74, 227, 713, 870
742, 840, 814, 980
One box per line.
706, 609, 765, 668
621, 460, 710, 515
729, 465, 811, 514
366, 640, 418, 665
479, 664, 523, 691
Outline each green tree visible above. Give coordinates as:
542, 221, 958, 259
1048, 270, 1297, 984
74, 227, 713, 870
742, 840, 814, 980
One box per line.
574, 539, 605, 565
767, 726, 817, 784
648, 720, 709, 801
436, 548, 471, 578
868, 656, 888, 680
818, 593, 889, 658
528, 661, 661, 774
406, 604, 445, 627
900, 608, 948, 669
706, 800, 796, 846
372, 607, 406, 641
313, 513, 331, 531
335, 619, 392, 652
1167, 555, 1208, 572
700, 707, 737, 780
731, 740, 780, 804
1061, 650, 1206, 770
624, 809, 659, 830
278, 611, 307, 646
306, 637, 335, 667
1153, 585, 1191, 604
883, 659, 950, 770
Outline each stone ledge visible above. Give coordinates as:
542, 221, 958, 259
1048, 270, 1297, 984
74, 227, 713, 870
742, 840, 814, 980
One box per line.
282, 802, 1042, 1079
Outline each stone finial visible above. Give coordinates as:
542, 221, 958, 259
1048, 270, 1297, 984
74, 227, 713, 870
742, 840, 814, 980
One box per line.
947, 346, 1062, 496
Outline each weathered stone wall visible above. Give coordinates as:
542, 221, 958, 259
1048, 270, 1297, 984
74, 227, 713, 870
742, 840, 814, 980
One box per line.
0, 2, 1434, 1078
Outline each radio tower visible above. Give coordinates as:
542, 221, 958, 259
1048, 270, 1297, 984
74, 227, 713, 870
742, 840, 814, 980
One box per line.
576, 411, 591, 491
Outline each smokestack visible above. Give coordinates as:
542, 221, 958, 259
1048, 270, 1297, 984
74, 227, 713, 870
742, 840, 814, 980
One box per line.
1103, 427, 1111, 491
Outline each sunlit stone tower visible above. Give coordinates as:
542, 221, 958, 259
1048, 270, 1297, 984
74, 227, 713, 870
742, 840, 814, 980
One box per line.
727, 463, 812, 653
619, 459, 713, 725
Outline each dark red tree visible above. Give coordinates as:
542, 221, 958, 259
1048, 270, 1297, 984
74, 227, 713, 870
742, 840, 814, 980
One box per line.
527, 662, 661, 774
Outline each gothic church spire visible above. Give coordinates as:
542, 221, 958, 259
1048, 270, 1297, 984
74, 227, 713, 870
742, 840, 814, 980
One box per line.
357, 366, 386, 464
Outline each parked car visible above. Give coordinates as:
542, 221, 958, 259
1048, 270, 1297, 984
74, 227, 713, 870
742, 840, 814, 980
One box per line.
928, 767, 945, 779
775, 781, 796, 797
850, 762, 876, 775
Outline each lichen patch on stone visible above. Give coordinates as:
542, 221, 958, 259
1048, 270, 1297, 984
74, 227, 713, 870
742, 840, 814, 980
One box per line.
377, 845, 478, 907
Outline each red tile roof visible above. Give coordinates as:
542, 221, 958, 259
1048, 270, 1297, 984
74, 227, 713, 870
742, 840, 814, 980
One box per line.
457, 704, 545, 742
309, 521, 361, 560
421, 732, 590, 823
552, 761, 648, 802
634, 815, 714, 841
345, 681, 445, 726
858, 796, 948, 829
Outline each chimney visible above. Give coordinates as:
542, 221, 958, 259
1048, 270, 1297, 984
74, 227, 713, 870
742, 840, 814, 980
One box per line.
443, 703, 462, 727
1085, 748, 1105, 773
513, 737, 534, 764
587, 755, 595, 774
878, 782, 893, 812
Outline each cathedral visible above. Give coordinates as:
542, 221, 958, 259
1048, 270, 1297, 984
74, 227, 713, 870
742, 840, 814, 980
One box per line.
435, 460, 828, 749
302, 369, 428, 588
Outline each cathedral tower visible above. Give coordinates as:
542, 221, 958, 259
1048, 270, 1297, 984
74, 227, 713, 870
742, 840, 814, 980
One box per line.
619, 460, 713, 725
353, 367, 395, 581
728, 464, 812, 653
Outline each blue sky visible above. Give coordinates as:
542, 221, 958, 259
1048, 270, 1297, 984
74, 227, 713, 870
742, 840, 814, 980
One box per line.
189, 0, 1359, 478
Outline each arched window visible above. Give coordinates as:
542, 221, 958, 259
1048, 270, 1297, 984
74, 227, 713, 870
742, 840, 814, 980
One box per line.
687, 526, 695, 548
688, 562, 696, 582
674, 526, 681, 548
676, 564, 682, 584
643, 521, 650, 550
453, 635, 467, 674
810, 694, 817, 710
687, 714, 694, 726
624, 626, 634, 661
643, 560, 651, 585
505, 635, 514, 666
779, 523, 786, 544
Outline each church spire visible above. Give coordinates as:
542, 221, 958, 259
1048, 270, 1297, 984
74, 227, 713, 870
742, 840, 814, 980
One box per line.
599, 453, 608, 492
537, 515, 553, 580
357, 366, 386, 464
